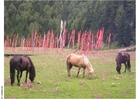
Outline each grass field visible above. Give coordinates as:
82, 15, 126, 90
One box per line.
4, 48, 136, 98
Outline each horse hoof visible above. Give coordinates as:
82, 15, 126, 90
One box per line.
117, 72, 121, 74
11, 84, 13, 86
17, 84, 20, 86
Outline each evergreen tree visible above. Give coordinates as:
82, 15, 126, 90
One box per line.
4, 1, 135, 47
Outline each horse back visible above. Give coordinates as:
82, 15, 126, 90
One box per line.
20, 56, 33, 70
10, 56, 31, 71
10, 56, 22, 67
67, 54, 84, 67
116, 52, 130, 64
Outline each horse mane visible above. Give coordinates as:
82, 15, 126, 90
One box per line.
118, 49, 126, 53
82, 54, 89, 65
82, 55, 94, 73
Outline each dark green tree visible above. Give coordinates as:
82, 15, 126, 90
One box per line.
4, 1, 135, 47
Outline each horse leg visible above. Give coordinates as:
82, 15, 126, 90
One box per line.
124, 62, 127, 73
127, 61, 131, 72
76, 67, 81, 78
10, 65, 15, 86
25, 71, 28, 83
83, 67, 86, 78
17, 71, 20, 86
20, 71, 23, 79
116, 63, 121, 74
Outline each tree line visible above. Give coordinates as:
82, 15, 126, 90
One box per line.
4, 0, 135, 47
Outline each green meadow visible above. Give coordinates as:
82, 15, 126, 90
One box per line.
4, 49, 136, 98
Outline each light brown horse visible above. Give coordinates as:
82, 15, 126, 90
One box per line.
66, 54, 94, 79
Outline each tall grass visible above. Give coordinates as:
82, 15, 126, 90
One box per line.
4, 49, 136, 98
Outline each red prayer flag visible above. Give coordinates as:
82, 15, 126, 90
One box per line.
77, 30, 81, 49
96, 28, 104, 49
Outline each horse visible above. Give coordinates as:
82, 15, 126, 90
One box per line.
66, 54, 94, 79
9, 55, 36, 86
115, 51, 131, 74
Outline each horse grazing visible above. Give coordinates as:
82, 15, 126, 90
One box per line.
66, 54, 94, 79
10, 55, 36, 86
115, 51, 131, 74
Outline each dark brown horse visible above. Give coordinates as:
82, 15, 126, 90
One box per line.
10, 55, 36, 86
115, 51, 131, 74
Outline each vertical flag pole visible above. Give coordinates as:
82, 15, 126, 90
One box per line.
108, 33, 111, 49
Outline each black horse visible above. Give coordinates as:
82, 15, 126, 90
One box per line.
10, 55, 36, 86
115, 51, 131, 74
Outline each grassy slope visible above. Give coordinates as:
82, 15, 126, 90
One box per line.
4, 49, 136, 98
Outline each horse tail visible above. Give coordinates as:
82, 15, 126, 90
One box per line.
66, 54, 73, 77
10, 59, 15, 86
127, 54, 131, 72
27, 56, 36, 82
66, 55, 71, 68
127, 60, 131, 68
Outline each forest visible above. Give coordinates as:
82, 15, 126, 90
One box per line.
4, 0, 135, 47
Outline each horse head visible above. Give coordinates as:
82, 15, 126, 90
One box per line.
87, 62, 95, 79
116, 65, 121, 74
82, 55, 94, 79
29, 66, 36, 83
88, 68, 95, 79
27, 56, 36, 83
